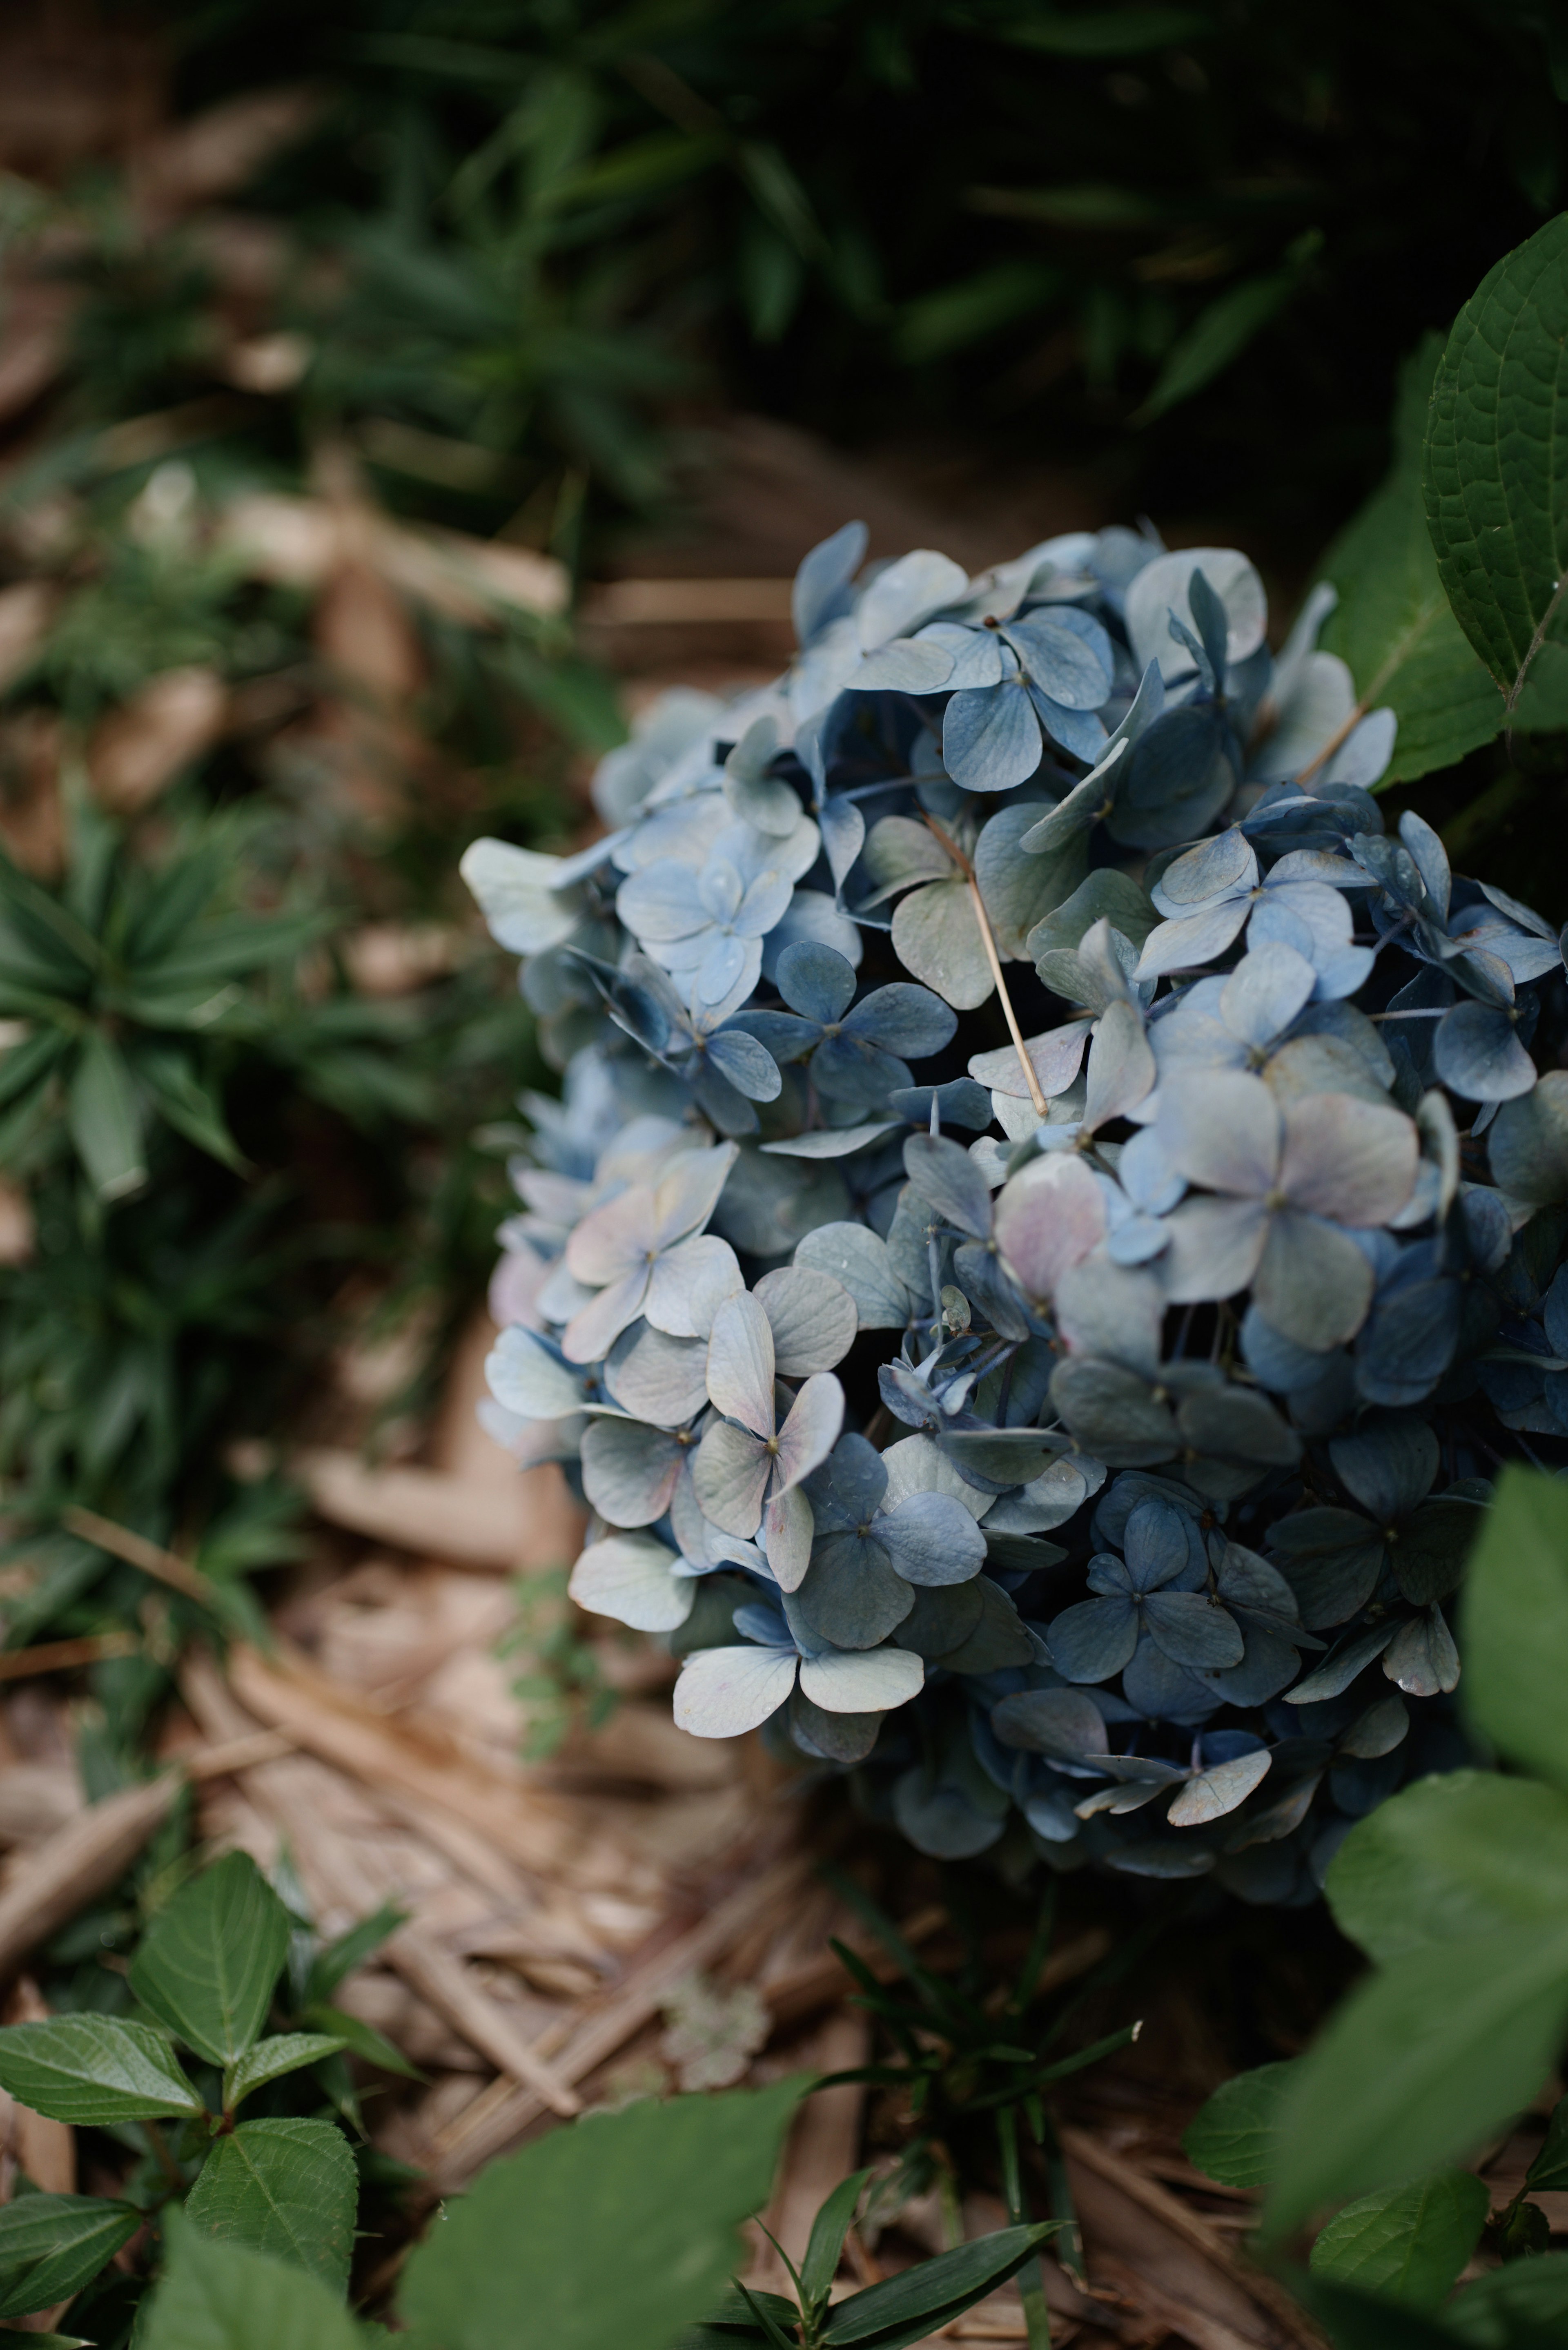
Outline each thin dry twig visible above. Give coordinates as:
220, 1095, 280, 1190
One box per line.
0, 1632, 138, 1681
59, 1506, 222, 1608
922, 815, 1047, 1117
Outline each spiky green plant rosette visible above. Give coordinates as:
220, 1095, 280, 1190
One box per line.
462, 522, 1568, 1900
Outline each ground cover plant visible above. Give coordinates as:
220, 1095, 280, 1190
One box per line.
468, 213, 1568, 1899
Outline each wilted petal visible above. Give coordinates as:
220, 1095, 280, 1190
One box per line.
485, 1327, 585, 1420
617, 858, 710, 943
461, 838, 581, 954
970, 1021, 1093, 1101
1158, 1069, 1280, 1195
1047, 1594, 1140, 1681
880, 1433, 992, 1521
795, 1222, 912, 1329
798, 1645, 925, 1713
1134, 898, 1252, 981
994, 1153, 1108, 1302
1160, 1195, 1270, 1304
1254, 1208, 1375, 1351
603, 1323, 710, 1427
1382, 1605, 1460, 1697
1220, 942, 1316, 1048
763, 1483, 816, 1591
1153, 827, 1258, 910
692, 1416, 771, 1536
571, 1533, 695, 1633
1432, 1001, 1538, 1103
705, 1290, 777, 1436
796, 1532, 913, 1647
774, 1373, 847, 1492
1278, 1094, 1417, 1224
650, 1143, 740, 1251
753, 1266, 858, 1375
1167, 1748, 1271, 1826
566, 1183, 658, 1286
1142, 1590, 1245, 1669
580, 1416, 684, 1527
943, 678, 1044, 794
561, 1266, 653, 1364
1083, 999, 1155, 1132
647, 1233, 745, 1338
1055, 1258, 1165, 1378
878, 1492, 987, 1586
904, 1132, 993, 1239
674, 1644, 798, 1737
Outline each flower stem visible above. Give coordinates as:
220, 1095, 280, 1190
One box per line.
922, 815, 1049, 1119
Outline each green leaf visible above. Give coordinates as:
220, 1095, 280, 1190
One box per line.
138, 2212, 366, 2350
1265, 1925, 1568, 2237
301, 2004, 421, 2082
1181, 2060, 1297, 2188
992, 9, 1214, 57
129, 1851, 291, 2067
1423, 212, 1568, 729
1317, 335, 1502, 782
1445, 2252, 1568, 2345
396, 2080, 803, 2350
305, 1903, 406, 2004
185, 2118, 358, 2293
1461, 1466, 1568, 1790
800, 2169, 873, 2310
67, 1032, 145, 1202
131, 1046, 245, 1173
0, 2016, 202, 2126
822, 2224, 1058, 2350
1527, 2093, 1568, 2190
1326, 1770, 1568, 1963
0, 2193, 140, 2321
223, 2034, 347, 2114
1288, 2272, 1473, 2350
1134, 234, 1319, 425
1308, 2172, 1489, 2311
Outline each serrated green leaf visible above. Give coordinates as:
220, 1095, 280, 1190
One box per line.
396, 2080, 803, 2350
223, 2034, 346, 2114
185, 2118, 357, 2292
1308, 2171, 1489, 2311
138, 2212, 366, 2350
1265, 1924, 1568, 2238
0, 2016, 202, 2126
67, 1032, 145, 1202
1182, 2060, 1296, 2188
1318, 336, 1502, 781
0, 2193, 140, 2320
1461, 1466, 1568, 1792
129, 1851, 291, 2067
1423, 212, 1568, 729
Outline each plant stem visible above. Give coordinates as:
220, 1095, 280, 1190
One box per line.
997, 2107, 1051, 2350
922, 815, 1048, 1118
141, 2118, 186, 2196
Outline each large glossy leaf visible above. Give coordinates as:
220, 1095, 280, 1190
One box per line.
139, 2214, 366, 2350
1307, 2172, 1489, 2311
1326, 1770, 1568, 1963
185, 2118, 358, 2292
1265, 1924, 1568, 2236
129, 1852, 291, 2067
0, 2194, 140, 2321
0, 2017, 202, 2126
1423, 213, 1568, 729
1318, 336, 1501, 782
1461, 1465, 1568, 1791
397, 2083, 801, 2350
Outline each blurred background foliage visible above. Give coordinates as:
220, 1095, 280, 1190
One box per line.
0, 0, 1562, 1756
